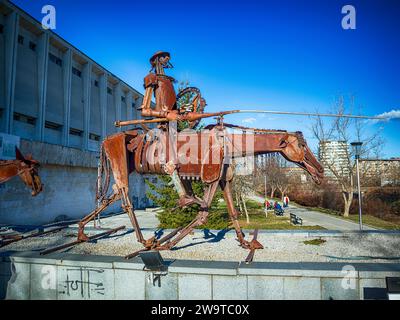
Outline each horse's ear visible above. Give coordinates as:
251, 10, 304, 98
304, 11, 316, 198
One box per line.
15, 147, 25, 161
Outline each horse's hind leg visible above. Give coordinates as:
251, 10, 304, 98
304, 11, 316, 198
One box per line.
102, 134, 147, 245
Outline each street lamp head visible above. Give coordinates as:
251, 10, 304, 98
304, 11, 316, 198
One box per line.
351, 141, 363, 159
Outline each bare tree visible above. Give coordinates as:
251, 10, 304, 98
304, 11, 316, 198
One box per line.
231, 159, 254, 224
255, 153, 292, 200
311, 95, 384, 217
276, 172, 290, 201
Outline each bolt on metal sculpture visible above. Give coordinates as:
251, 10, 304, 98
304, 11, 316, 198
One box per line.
0, 147, 42, 196
42, 51, 324, 262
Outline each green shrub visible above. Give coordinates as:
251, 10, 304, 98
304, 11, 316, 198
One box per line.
146, 175, 227, 229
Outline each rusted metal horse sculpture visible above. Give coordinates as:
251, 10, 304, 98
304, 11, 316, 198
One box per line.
41, 51, 323, 262
45, 122, 323, 261
0, 147, 42, 196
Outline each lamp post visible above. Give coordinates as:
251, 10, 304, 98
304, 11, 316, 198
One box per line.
351, 141, 363, 231
264, 175, 267, 200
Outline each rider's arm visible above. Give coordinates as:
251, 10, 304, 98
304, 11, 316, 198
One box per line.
140, 73, 179, 120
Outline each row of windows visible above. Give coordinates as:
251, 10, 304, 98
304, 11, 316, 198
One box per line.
46, 121, 99, 141
13, 115, 100, 141
12, 113, 116, 141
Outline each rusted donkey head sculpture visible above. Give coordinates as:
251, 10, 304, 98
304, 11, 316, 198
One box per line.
0, 147, 43, 196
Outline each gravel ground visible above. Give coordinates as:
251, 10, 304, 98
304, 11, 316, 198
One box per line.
2, 228, 400, 263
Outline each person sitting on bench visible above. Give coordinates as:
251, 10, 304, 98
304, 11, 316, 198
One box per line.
274, 202, 284, 216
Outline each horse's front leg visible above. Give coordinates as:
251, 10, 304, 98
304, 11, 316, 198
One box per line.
77, 192, 120, 241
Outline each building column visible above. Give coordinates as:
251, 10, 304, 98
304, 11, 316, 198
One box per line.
62, 49, 72, 146
82, 61, 92, 150
126, 91, 133, 129
4, 11, 19, 134
134, 95, 141, 119
99, 73, 107, 140
114, 82, 121, 132
36, 32, 49, 141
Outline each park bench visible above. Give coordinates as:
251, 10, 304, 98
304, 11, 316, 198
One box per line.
290, 213, 303, 225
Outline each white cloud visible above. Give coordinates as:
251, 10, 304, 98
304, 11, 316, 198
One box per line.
377, 109, 400, 119
371, 109, 400, 124
241, 117, 257, 124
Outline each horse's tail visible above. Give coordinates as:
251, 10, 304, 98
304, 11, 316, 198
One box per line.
96, 142, 111, 204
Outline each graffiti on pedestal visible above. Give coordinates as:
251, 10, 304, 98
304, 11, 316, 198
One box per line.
59, 267, 105, 298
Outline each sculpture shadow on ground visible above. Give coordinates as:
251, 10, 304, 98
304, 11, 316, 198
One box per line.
171, 228, 232, 251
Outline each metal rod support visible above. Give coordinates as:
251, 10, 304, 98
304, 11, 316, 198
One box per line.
356, 158, 363, 231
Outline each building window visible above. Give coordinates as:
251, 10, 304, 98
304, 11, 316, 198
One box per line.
107, 87, 113, 95
72, 67, 82, 78
121, 96, 126, 103
0, 24, 4, 34
18, 35, 24, 45
45, 121, 62, 131
89, 133, 100, 141
94, 80, 99, 87
13, 112, 36, 125
49, 53, 62, 66
29, 41, 36, 52
69, 128, 83, 137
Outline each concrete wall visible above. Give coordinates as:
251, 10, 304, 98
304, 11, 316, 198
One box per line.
0, 139, 153, 225
1, 251, 398, 300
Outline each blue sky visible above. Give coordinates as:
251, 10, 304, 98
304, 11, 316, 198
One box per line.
12, 0, 400, 157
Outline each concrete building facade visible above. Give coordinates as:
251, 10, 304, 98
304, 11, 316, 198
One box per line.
0, 0, 155, 225
360, 158, 400, 186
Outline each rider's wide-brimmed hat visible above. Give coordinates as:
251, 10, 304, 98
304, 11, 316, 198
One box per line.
150, 51, 170, 66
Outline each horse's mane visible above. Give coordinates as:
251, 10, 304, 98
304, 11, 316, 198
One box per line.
0, 160, 21, 166
204, 123, 288, 134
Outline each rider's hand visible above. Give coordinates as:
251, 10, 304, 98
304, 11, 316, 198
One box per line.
166, 111, 182, 122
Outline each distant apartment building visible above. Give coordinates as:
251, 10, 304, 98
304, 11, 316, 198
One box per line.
360, 158, 400, 186
318, 140, 350, 179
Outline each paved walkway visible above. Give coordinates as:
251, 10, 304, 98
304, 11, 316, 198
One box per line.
77, 198, 377, 232
250, 195, 376, 231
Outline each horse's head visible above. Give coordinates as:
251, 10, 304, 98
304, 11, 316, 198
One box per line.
280, 131, 324, 184
15, 147, 43, 196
